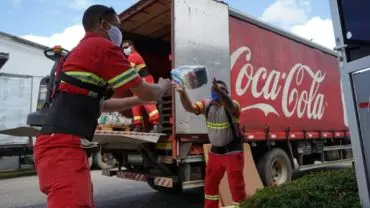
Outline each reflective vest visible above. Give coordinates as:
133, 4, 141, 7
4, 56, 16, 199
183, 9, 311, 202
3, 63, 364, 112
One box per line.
205, 102, 243, 154
129, 52, 150, 77
39, 55, 120, 140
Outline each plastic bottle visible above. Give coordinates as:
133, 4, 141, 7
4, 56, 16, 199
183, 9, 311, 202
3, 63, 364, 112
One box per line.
171, 65, 208, 89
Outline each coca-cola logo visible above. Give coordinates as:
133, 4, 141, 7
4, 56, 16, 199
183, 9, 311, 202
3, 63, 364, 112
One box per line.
231, 46, 327, 120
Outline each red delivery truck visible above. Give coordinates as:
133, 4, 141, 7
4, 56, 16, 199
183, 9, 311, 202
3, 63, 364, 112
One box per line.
98, 0, 350, 190
0, 0, 351, 205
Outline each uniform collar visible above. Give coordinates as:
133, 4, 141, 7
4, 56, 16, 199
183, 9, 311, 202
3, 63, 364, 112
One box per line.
84, 32, 103, 39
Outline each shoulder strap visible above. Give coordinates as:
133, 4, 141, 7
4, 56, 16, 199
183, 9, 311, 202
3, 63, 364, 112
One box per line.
224, 108, 238, 140
49, 53, 70, 101
205, 101, 213, 120
53, 52, 113, 100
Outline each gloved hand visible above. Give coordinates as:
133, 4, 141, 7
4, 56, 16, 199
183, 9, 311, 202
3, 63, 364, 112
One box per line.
157, 77, 172, 96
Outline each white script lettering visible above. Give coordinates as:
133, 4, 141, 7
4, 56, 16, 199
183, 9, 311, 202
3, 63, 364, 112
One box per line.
231, 46, 326, 120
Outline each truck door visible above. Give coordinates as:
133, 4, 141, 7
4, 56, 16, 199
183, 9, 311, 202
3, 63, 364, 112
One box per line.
0, 74, 33, 144
329, 0, 370, 206
173, 0, 230, 134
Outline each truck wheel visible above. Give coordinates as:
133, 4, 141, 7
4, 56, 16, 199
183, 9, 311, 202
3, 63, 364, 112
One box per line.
147, 178, 182, 194
257, 148, 292, 187
93, 152, 117, 169
325, 151, 340, 161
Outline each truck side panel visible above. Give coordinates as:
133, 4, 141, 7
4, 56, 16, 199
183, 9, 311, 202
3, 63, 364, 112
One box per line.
229, 16, 347, 132
0, 74, 33, 144
173, 0, 230, 134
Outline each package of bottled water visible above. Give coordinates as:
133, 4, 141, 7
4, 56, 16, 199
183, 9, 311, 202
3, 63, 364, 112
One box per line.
171, 65, 208, 89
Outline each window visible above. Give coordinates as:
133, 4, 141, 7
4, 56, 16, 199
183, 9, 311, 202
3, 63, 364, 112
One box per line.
338, 0, 370, 62
0, 53, 9, 69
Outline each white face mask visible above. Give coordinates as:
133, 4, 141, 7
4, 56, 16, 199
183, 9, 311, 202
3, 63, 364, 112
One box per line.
123, 47, 132, 56
107, 24, 122, 47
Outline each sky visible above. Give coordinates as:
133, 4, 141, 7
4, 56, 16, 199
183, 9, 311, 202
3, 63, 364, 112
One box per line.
0, 0, 336, 50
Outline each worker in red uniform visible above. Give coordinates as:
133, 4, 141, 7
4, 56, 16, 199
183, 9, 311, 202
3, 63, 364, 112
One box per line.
174, 78, 246, 208
33, 5, 172, 208
122, 40, 161, 133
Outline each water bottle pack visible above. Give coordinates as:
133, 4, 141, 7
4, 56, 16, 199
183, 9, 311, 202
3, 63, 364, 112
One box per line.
171, 65, 208, 89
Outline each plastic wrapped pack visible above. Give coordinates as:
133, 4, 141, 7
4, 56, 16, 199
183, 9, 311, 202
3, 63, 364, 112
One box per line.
97, 112, 132, 130
171, 65, 208, 89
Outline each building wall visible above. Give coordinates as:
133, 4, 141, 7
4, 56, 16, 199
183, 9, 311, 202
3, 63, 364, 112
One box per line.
0, 35, 53, 144
0, 35, 53, 76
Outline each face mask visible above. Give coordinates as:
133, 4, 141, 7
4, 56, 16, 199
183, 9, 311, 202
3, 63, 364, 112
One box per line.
211, 91, 220, 101
106, 24, 122, 47
123, 47, 131, 56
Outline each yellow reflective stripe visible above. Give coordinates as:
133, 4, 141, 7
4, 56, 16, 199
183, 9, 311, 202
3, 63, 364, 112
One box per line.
207, 121, 230, 129
233, 100, 240, 109
156, 143, 172, 150
65, 71, 107, 86
207, 122, 230, 127
108, 68, 139, 89
133, 116, 143, 121
149, 109, 159, 117
204, 194, 219, 200
136, 64, 146, 70
195, 102, 204, 111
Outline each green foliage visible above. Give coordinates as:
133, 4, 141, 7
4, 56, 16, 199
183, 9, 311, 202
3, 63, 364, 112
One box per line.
242, 168, 360, 208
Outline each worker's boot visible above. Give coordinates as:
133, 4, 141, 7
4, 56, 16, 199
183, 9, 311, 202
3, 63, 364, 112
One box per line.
150, 124, 162, 133
133, 125, 144, 132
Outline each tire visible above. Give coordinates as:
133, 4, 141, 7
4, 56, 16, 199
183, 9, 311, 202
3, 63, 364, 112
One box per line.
325, 150, 340, 161
147, 178, 182, 194
93, 151, 117, 169
257, 148, 292, 187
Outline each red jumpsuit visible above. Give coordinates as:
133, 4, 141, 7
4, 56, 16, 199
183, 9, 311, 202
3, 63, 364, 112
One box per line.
194, 99, 246, 208
33, 32, 142, 208
127, 51, 160, 126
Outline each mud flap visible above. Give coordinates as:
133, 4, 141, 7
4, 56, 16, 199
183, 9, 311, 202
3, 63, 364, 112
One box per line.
203, 143, 264, 207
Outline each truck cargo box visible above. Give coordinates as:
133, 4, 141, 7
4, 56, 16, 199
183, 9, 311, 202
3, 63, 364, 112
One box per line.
119, 0, 347, 135
229, 13, 346, 132
0, 73, 33, 144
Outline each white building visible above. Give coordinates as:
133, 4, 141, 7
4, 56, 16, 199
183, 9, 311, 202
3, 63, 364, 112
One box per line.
0, 31, 54, 144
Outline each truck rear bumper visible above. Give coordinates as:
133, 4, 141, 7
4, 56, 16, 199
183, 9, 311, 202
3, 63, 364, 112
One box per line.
101, 169, 174, 188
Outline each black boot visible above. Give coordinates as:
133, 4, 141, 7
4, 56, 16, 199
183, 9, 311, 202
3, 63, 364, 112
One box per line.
133, 125, 144, 132
150, 124, 162, 133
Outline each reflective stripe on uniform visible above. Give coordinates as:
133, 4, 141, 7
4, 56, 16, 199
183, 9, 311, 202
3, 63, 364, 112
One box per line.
107, 68, 139, 89
207, 121, 230, 129
195, 101, 204, 112
204, 194, 219, 200
64, 71, 107, 86
135, 64, 146, 70
130, 62, 146, 72
149, 109, 159, 118
233, 100, 241, 109
133, 116, 143, 121
64, 68, 139, 89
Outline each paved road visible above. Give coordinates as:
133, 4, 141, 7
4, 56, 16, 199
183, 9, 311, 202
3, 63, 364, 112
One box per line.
0, 171, 204, 208
0, 161, 352, 208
